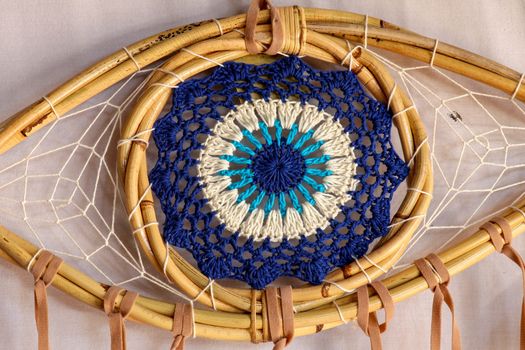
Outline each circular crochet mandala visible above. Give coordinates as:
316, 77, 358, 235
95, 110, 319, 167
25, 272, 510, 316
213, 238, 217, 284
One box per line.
150, 56, 409, 289
199, 99, 358, 241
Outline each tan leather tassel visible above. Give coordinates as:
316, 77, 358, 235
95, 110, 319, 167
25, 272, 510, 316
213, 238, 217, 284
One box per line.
357, 281, 394, 350
171, 303, 193, 350
103, 286, 138, 350
415, 254, 461, 350
30, 250, 63, 350
482, 217, 525, 350
264, 286, 294, 350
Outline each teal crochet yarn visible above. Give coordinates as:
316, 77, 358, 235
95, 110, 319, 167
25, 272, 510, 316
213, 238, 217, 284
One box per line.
150, 56, 408, 289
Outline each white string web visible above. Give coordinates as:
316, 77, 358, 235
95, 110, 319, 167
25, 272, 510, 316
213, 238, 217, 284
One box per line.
0, 40, 524, 302
365, 46, 525, 269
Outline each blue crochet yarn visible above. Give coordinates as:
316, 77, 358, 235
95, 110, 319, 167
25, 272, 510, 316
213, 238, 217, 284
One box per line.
150, 56, 409, 289
250, 142, 306, 193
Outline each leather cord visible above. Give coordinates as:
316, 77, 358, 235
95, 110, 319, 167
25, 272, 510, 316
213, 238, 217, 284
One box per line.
264, 286, 294, 350
415, 254, 461, 350
103, 286, 138, 350
245, 0, 305, 56
170, 303, 193, 350
357, 281, 395, 350
30, 250, 64, 350
482, 217, 525, 350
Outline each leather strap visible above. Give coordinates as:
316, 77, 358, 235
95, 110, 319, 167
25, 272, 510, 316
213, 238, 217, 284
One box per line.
415, 254, 461, 350
245, 0, 270, 53
357, 281, 394, 350
483, 217, 525, 350
30, 250, 63, 350
264, 286, 294, 350
171, 303, 193, 350
103, 286, 138, 350
245, 0, 307, 55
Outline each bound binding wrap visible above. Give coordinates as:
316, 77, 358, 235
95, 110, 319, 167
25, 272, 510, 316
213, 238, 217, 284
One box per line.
103, 286, 138, 350
415, 254, 461, 350
357, 281, 395, 350
171, 303, 194, 350
245, 0, 306, 56
481, 217, 525, 350
263, 286, 294, 350
30, 250, 64, 350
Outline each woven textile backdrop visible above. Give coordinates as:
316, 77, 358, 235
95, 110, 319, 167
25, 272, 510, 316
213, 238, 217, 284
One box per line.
1, 0, 524, 349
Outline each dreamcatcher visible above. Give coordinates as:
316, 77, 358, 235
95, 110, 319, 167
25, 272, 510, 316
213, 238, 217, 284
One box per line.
0, 1, 524, 350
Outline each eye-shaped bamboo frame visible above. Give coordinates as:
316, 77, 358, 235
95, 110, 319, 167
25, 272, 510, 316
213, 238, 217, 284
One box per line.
0, 5, 524, 344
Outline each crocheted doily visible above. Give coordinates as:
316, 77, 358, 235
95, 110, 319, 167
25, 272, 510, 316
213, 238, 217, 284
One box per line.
150, 56, 408, 289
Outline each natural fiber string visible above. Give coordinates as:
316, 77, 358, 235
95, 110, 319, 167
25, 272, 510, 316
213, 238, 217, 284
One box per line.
128, 183, 153, 221
511, 73, 525, 101
415, 254, 461, 350
387, 83, 397, 110
132, 221, 159, 235
180, 48, 224, 67
333, 300, 348, 324
392, 105, 416, 120
341, 40, 364, 73
117, 128, 155, 149
407, 187, 433, 199
163, 241, 173, 283
352, 254, 373, 283
208, 279, 217, 311
3, 66, 206, 308
103, 286, 139, 350
171, 303, 193, 350
42, 96, 60, 119
148, 67, 183, 89
322, 279, 356, 294
212, 18, 224, 36
363, 255, 388, 273
156, 68, 185, 83
30, 250, 64, 350
149, 82, 181, 89
387, 214, 426, 229
26, 248, 44, 272
363, 15, 369, 49
362, 41, 525, 267
357, 281, 394, 350
407, 137, 429, 168
191, 278, 217, 312
430, 39, 440, 67
264, 286, 294, 350
341, 40, 354, 71
131, 222, 159, 252
122, 47, 141, 71
481, 217, 525, 350
511, 206, 525, 220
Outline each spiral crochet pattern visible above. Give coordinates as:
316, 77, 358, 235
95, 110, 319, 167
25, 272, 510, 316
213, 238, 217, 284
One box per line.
150, 56, 408, 289
199, 99, 357, 241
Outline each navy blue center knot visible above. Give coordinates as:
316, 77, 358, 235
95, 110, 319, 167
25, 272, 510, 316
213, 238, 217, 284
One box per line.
250, 141, 306, 194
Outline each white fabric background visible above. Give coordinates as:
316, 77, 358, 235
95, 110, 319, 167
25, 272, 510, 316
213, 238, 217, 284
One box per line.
1, 1, 524, 349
